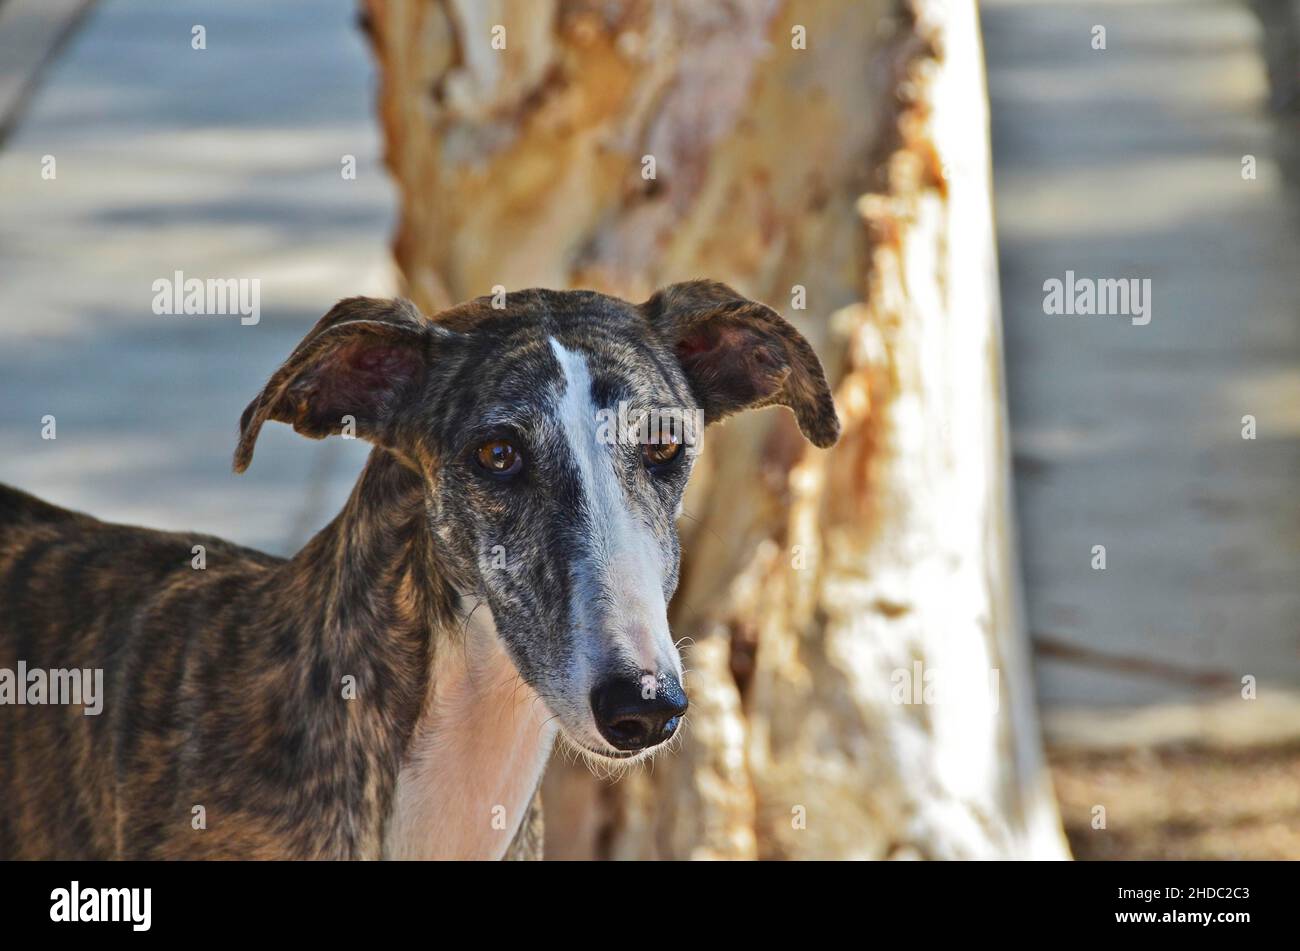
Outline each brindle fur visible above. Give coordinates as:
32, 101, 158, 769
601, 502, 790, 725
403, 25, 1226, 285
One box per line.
0, 282, 838, 859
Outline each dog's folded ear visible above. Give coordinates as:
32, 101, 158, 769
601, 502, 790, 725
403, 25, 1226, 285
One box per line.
640, 281, 840, 448
234, 297, 437, 472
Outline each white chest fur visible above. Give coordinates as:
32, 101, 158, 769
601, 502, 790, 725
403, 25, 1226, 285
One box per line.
383, 601, 556, 860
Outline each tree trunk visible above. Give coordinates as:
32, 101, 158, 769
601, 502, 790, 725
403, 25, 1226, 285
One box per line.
363, 0, 1069, 860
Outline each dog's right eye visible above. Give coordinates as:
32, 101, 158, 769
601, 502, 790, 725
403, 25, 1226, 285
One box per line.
475, 439, 524, 478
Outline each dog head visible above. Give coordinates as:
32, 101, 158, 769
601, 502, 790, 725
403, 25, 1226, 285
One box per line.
234, 282, 839, 761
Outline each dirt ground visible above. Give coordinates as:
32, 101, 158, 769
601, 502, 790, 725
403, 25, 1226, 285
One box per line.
1049, 742, 1300, 860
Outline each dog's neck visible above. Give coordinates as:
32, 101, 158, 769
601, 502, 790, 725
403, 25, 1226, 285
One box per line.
270, 449, 553, 859
383, 596, 556, 859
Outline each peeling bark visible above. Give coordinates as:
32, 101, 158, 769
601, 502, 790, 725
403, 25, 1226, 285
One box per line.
364, 0, 1069, 860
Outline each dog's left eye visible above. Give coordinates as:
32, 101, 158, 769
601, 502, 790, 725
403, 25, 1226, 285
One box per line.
641, 437, 682, 470
475, 439, 524, 477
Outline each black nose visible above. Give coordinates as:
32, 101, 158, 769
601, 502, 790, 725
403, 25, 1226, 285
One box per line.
590, 672, 688, 752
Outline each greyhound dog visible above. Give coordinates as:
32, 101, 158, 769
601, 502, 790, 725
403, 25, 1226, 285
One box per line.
0, 281, 838, 859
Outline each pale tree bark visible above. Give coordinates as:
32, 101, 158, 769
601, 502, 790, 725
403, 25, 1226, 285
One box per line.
364, 0, 1069, 860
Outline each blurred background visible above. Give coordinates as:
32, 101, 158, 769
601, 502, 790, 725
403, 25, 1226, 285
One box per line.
1, 0, 1296, 859
986, 0, 1300, 858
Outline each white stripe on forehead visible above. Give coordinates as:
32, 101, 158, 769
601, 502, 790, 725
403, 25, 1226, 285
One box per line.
548, 338, 679, 678
548, 339, 617, 557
